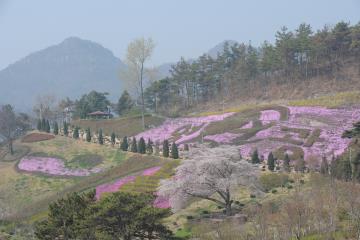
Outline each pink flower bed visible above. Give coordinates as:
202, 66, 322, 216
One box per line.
135, 112, 235, 144
142, 166, 161, 176
259, 110, 281, 124
154, 195, 170, 208
239, 106, 360, 162
95, 175, 136, 200
18, 157, 101, 176
241, 121, 253, 129
204, 132, 241, 144
95, 166, 162, 200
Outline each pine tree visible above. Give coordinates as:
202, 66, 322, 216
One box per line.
37, 119, 42, 131
130, 137, 138, 153
138, 137, 146, 154
86, 127, 91, 142
111, 132, 116, 146
320, 156, 329, 175
98, 129, 104, 145
163, 140, 169, 157
283, 153, 291, 172
53, 122, 59, 135
267, 152, 275, 171
120, 136, 128, 151
146, 138, 153, 154
41, 118, 46, 131
45, 120, 51, 133
73, 127, 79, 139
63, 122, 69, 136
251, 149, 260, 164
171, 142, 179, 159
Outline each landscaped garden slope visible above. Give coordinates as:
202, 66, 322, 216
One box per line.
0, 135, 170, 220
134, 104, 360, 163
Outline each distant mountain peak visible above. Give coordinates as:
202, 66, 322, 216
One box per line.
207, 40, 238, 58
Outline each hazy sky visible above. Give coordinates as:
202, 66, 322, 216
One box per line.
0, 0, 359, 70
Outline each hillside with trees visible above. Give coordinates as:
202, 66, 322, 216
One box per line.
144, 21, 360, 115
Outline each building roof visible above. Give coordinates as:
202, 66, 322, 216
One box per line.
87, 111, 110, 116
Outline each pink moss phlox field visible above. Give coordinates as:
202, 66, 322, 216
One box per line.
95, 175, 136, 200
18, 157, 101, 176
239, 106, 360, 162
204, 132, 241, 144
241, 121, 253, 129
259, 110, 281, 124
142, 166, 161, 176
135, 112, 235, 144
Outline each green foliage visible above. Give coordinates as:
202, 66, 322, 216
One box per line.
45, 120, 50, 133
120, 136, 129, 151
34, 191, 96, 240
116, 90, 134, 115
53, 122, 59, 135
110, 132, 116, 146
41, 118, 46, 131
74, 91, 111, 119
267, 152, 275, 171
171, 142, 179, 159
343, 122, 360, 138
138, 137, 146, 154
98, 129, 103, 145
260, 173, 289, 191
72, 126, 79, 139
85, 127, 91, 142
131, 137, 138, 153
35, 191, 174, 240
146, 138, 153, 154
163, 140, 169, 157
63, 121, 69, 136
251, 149, 260, 164
37, 119, 42, 131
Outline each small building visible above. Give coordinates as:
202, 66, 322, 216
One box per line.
87, 111, 111, 119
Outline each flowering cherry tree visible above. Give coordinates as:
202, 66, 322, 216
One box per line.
158, 146, 260, 216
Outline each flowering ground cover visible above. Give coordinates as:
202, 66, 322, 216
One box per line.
18, 156, 102, 177
135, 112, 235, 144
259, 110, 281, 125
204, 132, 242, 144
22, 133, 55, 143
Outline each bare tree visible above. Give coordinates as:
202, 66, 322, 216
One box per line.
33, 94, 56, 120
0, 105, 29, 155
158, 145, 260, 216
124, 37, 155, 129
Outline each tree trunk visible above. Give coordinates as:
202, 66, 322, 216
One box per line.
8, 139, 13, 155
225, 202, 232, 216
140, 61, 145, 130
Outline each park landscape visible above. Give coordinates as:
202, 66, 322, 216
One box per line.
0, 3, 360, 239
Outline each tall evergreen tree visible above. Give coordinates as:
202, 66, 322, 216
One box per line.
138, 137, 146, 154
41, 118, 46, 131
63, 121, 69, 136
320, 156, 329, 175
171, 142, 179, 159
116, 90, 134, 115
251, 149, 260, 164
86, 127, 91, 142
37, 119, 42, 131
45, 120, 51, 133
283, 153, 291, 172
130, 137, 138, 153
120, 136, 129, 151
98, 129, 104, 145
267, 152, 275, 171
162, 140, 169, 157
53, 122, 59, 135
73, 127, 79, 139
146, 138, 153, 154
111, 132, 116, 146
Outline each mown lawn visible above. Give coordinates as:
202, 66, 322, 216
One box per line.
72, 114, 165, 137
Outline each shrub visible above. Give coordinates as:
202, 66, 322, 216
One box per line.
138, 137, 146, 154
260, 173, 289, 191
186, 215, 194, 220
53, 122, 59, 135
250, 194, 256, 199
120, 136, 129, 151
98, 129, 104, 145
287, 185, 293, 189
163, 140, 169, 157
171, 143, 179, 159
271, 189, 278, 194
